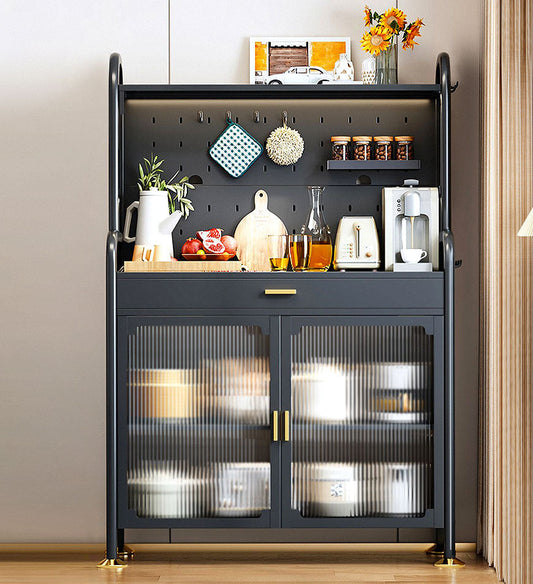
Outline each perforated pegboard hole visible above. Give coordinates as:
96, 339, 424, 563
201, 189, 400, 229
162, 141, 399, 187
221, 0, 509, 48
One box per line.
320, 165, 324, 172
235, 116, 239, 123
292, 165, 296, 172
235, 204, 239, 212
152, 141, 156, 148
292, 229, 296, 234
208, 116, 211, 124
292, 205, 296, 212
179, 165, 183, 172
263, 165, 267, 172
179, 229, 183, 235
376, 204, 380, 212
348, 116, 352, 124
152, 117, 156, 124
348, 204, 352, 212
404, 116, 408, 123
207, 204, 211, 212
179, 141, 183, 148
179, 116, 183, 124
292, 116, 296, 123
356, 174, 371, 185
207, 141, 211, 147
376, 116, 380, 124
207, 164, 211, 172
320, 140, 324, 147
263, 116, 267, 123
320, 116, 324, 124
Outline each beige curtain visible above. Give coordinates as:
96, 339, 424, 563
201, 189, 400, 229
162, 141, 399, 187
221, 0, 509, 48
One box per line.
479, 1, 533, 583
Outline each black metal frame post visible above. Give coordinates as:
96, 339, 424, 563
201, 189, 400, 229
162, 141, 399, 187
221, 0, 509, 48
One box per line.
434, 53, 463, 568
100, 53, 125, 569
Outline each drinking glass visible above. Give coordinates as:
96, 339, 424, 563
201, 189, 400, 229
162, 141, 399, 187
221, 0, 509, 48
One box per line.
289, 234, 311, 272
267, 235, 289, 272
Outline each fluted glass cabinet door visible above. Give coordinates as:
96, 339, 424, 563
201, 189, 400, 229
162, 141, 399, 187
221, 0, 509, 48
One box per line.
118, 316, 279, 527
281, 316, 443, 528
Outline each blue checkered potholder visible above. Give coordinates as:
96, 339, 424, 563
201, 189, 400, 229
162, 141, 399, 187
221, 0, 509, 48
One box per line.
208, 121, 263, 178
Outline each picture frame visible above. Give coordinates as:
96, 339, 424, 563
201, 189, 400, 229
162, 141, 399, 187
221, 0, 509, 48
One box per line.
250, 36, 351, 85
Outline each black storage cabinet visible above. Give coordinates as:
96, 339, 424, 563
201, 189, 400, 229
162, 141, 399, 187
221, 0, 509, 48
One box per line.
105, 53, 459, 564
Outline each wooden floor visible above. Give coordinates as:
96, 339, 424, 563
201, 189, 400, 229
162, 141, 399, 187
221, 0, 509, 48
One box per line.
0, 544, 501, 583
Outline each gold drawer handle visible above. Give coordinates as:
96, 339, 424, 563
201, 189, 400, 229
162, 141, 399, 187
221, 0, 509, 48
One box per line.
283, 410, 290, 442
272, 410, 279, 442
264, 289, 297, 295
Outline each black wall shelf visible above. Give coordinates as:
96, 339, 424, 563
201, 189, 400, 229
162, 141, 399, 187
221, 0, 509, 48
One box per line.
327, 160, 421, 171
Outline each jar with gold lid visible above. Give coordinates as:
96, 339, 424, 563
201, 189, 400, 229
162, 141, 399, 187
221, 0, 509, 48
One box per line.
331, 136, 351, 161
395, 136, 415, 160
352, 136, 372, 160
373, 136, 393, 160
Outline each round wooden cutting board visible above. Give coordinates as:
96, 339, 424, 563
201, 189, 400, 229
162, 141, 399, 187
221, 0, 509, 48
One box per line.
234, 190, 288, 272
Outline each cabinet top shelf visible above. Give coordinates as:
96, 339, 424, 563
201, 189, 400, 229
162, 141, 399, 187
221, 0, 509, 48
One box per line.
120, 84, 442, 101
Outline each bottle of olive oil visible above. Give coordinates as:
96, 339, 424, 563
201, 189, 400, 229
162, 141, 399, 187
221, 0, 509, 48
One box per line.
301, 186, 332, 271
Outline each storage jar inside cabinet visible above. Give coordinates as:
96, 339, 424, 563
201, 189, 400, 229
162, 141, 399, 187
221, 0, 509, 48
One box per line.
118, 316, 279, 527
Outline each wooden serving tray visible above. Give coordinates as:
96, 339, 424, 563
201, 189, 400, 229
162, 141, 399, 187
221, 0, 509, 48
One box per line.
124, 261, 244, 273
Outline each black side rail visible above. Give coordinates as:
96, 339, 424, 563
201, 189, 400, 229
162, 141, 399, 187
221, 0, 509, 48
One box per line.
109, 53, 123, 233
441, 228, 456, 563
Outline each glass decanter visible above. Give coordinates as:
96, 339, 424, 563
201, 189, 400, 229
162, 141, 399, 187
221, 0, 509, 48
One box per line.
301, 186, 332, 271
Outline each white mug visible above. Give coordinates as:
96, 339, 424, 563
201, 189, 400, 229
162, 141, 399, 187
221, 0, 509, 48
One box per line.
401, 248, 427, 263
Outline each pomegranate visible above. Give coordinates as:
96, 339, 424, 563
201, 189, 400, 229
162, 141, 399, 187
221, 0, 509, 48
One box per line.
181, 238, 202, 255
220, 235, 237, 257
197, 228, 223, 241
202, 237, 226, 254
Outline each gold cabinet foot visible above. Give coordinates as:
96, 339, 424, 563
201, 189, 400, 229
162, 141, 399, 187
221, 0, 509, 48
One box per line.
426, 543, 445, 556
118, 545, 135, 560
434, 557, 465, 568
97, 558, 128, 569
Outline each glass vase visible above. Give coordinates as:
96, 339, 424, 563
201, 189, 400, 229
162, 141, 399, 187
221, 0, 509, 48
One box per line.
376, 38, 398, 84
301, 186, 332, 272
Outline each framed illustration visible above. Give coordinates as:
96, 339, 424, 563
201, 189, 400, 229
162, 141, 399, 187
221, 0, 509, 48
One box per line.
250, 37, 351, 85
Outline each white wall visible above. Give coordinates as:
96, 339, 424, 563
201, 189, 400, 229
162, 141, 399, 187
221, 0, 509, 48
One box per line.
0, 0, 480, 542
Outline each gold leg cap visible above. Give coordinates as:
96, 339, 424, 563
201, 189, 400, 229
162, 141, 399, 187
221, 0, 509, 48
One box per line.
97, 558, 128, 569
118, 546, 135, 560
426, 543, 445, 556
434, 557, 465, 568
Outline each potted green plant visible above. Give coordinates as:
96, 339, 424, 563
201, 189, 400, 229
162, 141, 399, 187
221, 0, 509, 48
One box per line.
137, 153, 195, 217
123, 154, 195, 260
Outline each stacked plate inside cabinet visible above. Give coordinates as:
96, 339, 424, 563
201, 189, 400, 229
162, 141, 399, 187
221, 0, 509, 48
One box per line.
128, 464, 209, 518
292, 364, 348, 423
203, 358, 270, 425
364, 362, 430, 423
214, 462, 270, 517
129, 368, 200, 419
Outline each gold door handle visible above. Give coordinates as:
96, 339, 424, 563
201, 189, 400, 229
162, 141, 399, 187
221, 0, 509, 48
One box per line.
264, 289, 297, 295
272, 410, 279, 442
283, 410, 290, 442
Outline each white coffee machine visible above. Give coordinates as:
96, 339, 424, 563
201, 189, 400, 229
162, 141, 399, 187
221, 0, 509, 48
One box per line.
382, 180, 439, 271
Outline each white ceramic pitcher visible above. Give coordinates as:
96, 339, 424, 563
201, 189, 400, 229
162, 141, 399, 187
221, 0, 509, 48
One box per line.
123, 188, 182, 259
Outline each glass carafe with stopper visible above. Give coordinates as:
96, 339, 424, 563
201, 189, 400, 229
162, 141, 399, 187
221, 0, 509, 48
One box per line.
301, 186, 332, 271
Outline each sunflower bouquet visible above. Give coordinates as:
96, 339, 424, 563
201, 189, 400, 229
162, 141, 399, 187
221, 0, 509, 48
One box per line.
361, 6, 424, 56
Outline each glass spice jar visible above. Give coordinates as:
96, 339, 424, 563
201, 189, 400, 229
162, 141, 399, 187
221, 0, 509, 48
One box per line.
352, 136, 372, 160
373, 136, 393, 160
331, 136, 351, 160
395, 136, 415, 160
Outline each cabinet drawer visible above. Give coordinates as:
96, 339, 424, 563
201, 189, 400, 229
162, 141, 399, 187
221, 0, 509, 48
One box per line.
117, 273, 444, 313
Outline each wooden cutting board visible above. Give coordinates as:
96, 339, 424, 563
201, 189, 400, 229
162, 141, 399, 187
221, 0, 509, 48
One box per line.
124, 261, 243, 272
234, 190, 287, 272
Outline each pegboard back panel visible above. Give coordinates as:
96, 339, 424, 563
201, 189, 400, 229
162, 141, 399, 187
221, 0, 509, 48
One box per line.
120, 97, 438, 265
